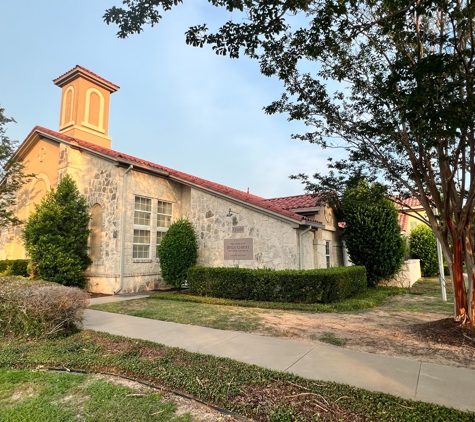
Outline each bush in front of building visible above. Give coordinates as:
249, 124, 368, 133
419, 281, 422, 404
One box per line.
0, 259, 29, 277
0, 277, 89, 338
187, 266, 367, 303
22, 174, 91, 288
409, 224, 439, 277
342, 180, 406, 286
158, 218, 198, 289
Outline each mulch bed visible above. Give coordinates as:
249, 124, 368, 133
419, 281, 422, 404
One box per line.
410, 318, 475, 348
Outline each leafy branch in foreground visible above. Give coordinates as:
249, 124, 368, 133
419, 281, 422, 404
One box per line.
104, 1, 475, 324
0, 105, 30, 227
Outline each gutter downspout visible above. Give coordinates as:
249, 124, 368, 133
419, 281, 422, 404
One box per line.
299, 225, 312, 270
114, 165, 133, 294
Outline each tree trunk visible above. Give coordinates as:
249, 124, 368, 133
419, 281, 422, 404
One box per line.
450, 237, 468, 321
464, 238, 475, 325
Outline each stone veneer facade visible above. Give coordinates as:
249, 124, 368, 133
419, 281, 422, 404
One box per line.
0, 66, 345, 294
0, 135, 343, 294
190, 189, 315, 270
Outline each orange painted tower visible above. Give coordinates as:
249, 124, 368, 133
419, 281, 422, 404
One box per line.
53, 65, 119, 149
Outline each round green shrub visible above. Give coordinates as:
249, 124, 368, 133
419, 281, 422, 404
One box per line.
23, 175, 91, 288
342, 180, 406, 286
409, 224, 439, 277
158, 218, 198, 288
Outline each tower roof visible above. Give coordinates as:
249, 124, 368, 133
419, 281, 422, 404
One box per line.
53, 65, 119, 93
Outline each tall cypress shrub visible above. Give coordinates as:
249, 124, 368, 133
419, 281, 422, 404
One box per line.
158, 218, 198, 288
342, 180, 405, 286
23, 174, 91, 288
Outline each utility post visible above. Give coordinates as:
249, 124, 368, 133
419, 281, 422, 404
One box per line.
434, 208, 447, 302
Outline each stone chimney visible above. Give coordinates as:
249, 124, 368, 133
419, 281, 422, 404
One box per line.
53, 65, 119, 149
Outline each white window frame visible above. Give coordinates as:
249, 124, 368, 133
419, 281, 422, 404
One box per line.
156, 200, 173, 258
133, 196, 152, 260
325, 241, 331, 268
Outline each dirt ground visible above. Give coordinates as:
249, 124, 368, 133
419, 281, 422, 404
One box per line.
252, 294, 475, 370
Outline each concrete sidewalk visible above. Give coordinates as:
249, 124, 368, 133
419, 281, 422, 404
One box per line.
85, 297, 475, 413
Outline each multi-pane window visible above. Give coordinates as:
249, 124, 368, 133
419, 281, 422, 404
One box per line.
133, 230, 151, 259
156, 231, 165, 258
134, 196, 152, 225
157, 201, 172, 228
156, 201, 172, 258
132, 197, 172, 260
325, 241, 331, 268
133, 196, 151, 259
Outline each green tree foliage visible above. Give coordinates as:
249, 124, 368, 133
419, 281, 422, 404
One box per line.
104, 1, 475, 322
0, 105, 30, 227
410, 225, 439, 278
23, 175, 91, 288
342, 181, 405, 286
158, 218, 198, 288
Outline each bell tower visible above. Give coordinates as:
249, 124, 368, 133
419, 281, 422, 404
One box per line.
53, 65, 119, 149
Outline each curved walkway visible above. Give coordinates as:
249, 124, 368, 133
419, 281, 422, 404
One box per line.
85, 295, 475, 413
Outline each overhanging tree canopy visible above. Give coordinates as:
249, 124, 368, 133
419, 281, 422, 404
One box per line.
0, 105, 30, 227
104, 0, 475, 324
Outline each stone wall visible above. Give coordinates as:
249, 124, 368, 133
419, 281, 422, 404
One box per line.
120, 170, 189, 292
63, 145, 122, 292
1, 137, 344, 293
190, 188, 305, 269
380, 259, 422, 288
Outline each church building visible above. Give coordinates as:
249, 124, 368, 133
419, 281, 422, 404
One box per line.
0, 66, 343, 293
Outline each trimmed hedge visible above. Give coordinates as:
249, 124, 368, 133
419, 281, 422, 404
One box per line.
187, 266, 367, 303
0, 260, 29, 277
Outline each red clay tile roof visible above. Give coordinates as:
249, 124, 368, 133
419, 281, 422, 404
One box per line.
398, 213, 409, 233
31, 126, 323, 226
264, 194, 322, 210
394, 195, 423, 209
53, 65, 120, 92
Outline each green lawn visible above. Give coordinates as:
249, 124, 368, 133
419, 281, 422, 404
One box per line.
0, 368, 190, 422
90, 279, 455, 339
89, 287, 406, 335
90, 297, 272, 333
1, 331, 472, 421
90, 285, 405, 323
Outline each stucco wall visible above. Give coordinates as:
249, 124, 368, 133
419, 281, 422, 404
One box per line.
314, 228, 342, 269
0, 136, 60, 260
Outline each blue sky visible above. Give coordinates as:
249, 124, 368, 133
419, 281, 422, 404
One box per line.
0, 1, 341, 198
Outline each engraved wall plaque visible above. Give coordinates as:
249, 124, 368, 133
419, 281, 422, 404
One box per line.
224, 238, 253, 260
232, 226, 245, 233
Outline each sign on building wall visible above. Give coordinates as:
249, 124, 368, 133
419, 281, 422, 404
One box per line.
232, 226, 245, 233
224, 238, 253, 260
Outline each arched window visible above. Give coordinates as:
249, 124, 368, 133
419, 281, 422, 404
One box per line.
83, 88, 105, 131
88, 91, 100, 127
89, 204, 103, 261
61, 86, 74, 127
25, 174, 51, 219
30, 179, 47, 210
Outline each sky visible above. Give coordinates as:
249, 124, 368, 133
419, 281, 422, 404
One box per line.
0, 1, 342, 199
